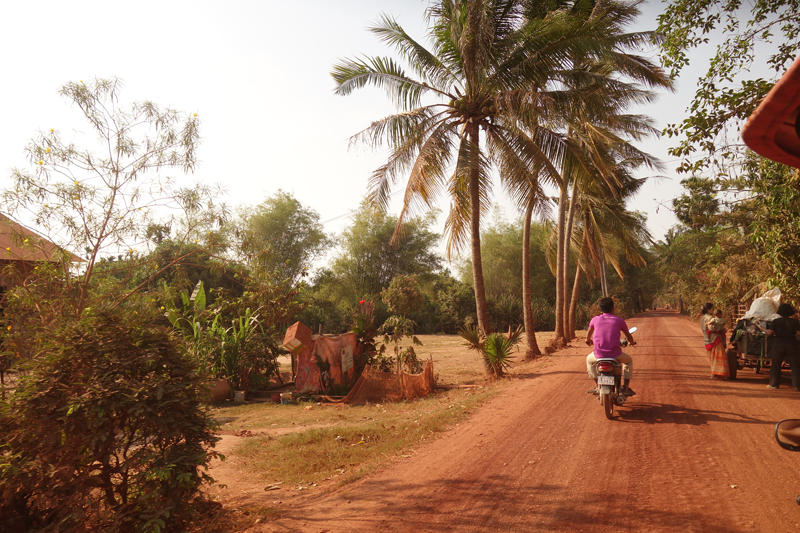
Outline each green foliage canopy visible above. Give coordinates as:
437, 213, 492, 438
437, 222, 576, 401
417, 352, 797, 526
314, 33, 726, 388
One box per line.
658, 0, 800, 174
237, 190, 330, 282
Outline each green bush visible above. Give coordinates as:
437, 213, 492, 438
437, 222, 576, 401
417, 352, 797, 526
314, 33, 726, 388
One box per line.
458, 325, 522, 378
0, 310, 220, 533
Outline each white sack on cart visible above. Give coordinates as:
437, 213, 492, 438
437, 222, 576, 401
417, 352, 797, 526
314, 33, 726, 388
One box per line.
743, 288, 782, 320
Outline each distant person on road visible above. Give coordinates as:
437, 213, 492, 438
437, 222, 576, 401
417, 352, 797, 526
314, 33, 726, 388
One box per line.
705, 308, 730, 379
586, 297, 637, 396
765, 303, 800, 391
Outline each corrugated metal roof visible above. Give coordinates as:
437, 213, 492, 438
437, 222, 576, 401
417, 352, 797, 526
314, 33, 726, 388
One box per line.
0, 214, 82, 263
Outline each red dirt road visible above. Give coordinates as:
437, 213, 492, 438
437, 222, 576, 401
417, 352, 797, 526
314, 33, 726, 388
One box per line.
252, 312, 800, 532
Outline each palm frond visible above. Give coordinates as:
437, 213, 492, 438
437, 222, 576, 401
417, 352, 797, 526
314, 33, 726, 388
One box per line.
332, 56, 426, 110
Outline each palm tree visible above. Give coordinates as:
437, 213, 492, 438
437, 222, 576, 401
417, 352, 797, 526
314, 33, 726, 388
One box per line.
332, 0, 634, 334
545, 0, 671, 345
566, 177, 654, 338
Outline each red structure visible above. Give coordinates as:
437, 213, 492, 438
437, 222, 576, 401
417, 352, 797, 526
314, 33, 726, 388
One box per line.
741, 54, 800, 168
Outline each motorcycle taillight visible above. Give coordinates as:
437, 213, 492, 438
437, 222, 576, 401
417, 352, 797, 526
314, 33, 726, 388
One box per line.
597, 362, 614, 372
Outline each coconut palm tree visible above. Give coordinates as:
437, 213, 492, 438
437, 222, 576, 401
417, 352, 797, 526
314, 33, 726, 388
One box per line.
561, 172, 654, 339
332, 0, 640, 334
544, 0, 671, 345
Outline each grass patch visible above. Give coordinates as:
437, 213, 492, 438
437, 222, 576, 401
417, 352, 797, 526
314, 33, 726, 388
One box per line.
225, 385, 499, 488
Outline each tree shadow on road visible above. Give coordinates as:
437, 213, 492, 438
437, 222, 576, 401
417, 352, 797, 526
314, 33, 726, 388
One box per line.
615, 401, 771, 426
275, 475, 748, 533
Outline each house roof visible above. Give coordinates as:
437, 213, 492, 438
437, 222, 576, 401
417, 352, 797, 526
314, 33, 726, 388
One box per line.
0, 214, 82, 263
741, 54, 800, 168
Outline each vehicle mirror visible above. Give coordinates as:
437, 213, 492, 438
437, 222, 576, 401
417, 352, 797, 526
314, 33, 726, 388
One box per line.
775, 419, 800, 451
628, 327, 637, 334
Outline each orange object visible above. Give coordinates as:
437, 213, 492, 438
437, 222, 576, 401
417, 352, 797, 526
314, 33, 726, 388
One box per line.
741, 54, 800, 168
322, 361, 436, 405
283, 321, 313, 353
294, 332, 364, 393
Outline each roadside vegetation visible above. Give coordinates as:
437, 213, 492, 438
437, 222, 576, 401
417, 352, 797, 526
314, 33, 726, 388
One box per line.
222, 385, 498, 488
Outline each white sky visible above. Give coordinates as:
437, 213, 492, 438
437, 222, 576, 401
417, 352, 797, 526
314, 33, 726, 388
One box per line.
0, 0, 734, 264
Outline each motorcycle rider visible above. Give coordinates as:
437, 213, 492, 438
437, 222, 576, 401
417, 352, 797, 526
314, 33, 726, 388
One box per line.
586, 297, 637, 395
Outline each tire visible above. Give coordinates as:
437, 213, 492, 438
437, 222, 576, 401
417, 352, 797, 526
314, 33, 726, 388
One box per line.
727, 350, 738, 380
602, 393, 614, 419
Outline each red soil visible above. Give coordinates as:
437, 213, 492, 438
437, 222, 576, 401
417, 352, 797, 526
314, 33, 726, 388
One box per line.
217, 312, 800, 532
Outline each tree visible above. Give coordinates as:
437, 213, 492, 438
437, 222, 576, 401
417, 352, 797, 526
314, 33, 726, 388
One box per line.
658, 0, 800, 174
329, 205, 442, 300
0, 78, 226, 365
300, 205, 443, 333
671, 176, 720, 229
0, 77, 225, 318
382, 274, 425, 317
237, 190, 330, 282
332, 0, 635, 334
545, 0, 669, 346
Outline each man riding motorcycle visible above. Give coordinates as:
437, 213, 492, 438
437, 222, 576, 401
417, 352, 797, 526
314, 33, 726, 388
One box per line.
586, 297, 637, 395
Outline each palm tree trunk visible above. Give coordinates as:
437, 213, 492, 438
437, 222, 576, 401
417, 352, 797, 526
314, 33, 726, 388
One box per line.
468, 123, 490, 334
522, 197, 541, 359
554, 180, 567, 345
568, 265, 583, 340
599, 244, 609, 297
563, 179, 579, 339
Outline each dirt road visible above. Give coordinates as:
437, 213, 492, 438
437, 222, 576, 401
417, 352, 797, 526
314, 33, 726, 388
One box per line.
251, 312, 800, 532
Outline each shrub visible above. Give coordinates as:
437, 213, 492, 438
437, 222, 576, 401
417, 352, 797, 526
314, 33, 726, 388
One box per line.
459, 325, 522, 378
0, 310, 220, 532
381, 275, 424, 317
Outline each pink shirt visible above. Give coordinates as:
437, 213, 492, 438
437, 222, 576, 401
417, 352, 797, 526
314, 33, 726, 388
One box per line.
589, 313, 629, 358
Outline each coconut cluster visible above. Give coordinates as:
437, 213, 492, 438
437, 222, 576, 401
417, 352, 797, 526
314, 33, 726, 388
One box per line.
448, 96, 498, 125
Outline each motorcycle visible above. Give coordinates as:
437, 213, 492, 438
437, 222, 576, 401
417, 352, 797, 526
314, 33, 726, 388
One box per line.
588, 326, 637, 419
774, 419, 800, 504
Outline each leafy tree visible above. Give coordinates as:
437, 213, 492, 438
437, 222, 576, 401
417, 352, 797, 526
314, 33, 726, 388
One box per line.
476, 212, 555, 301
297, 206, 442, 334
427, 271, 477, 334
740, 159, 800, 302
382, 274, 425, 317
329, 206, 442, 301
236, 190, 330, 282
0, 79, 227, 530
460, 213, 556, 340
0, 309, 220, 532
672, 176, 721, 229
658, 0, 800, 174
0, 78, 225, 364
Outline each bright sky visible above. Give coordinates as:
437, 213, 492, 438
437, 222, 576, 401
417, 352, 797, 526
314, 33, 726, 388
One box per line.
0, 0, 726, 264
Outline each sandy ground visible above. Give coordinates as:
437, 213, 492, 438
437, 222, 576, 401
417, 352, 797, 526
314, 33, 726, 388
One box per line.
211, 311, 800, 532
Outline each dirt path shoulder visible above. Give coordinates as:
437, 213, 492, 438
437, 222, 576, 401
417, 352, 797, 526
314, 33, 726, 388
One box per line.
230, 312, 800, 533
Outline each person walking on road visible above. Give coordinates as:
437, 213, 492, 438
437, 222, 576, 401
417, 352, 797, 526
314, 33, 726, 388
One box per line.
765, 303, 800, 390
699, 302, 714, 344
705, 308, 730, 379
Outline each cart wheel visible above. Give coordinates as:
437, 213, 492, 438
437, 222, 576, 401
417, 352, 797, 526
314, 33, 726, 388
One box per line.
726, 350, 738, 380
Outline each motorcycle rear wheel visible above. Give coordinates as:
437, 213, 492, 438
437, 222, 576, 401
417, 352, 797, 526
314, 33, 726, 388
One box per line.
602, 393, 614, 419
